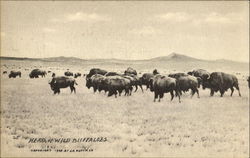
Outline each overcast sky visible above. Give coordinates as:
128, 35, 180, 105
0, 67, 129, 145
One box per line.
1, 1, 249, 62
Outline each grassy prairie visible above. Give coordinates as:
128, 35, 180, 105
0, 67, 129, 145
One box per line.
0, 62, 249, 157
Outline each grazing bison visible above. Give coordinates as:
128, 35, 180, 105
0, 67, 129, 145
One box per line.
202, 72, 241, 97
64, 71, 73, 76
9, 71, 21, 78
247, 76, 250, 88
86, 68, 108, 79
48, 71, 51, 73
124, 67, 137, 75
140, 73, 155, 90
74, 73, 81, 78
29, 69, 46, 78
49, 76, 78, 94
149, 74, 180, 102
3, 71, 7, 74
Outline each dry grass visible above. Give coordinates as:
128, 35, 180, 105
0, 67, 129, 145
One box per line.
0, 63, 249, 157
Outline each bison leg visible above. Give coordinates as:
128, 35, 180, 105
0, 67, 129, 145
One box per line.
235, 85, 241, 97
175, 90, 181, 103
196, 89, 200, 98
230, 87, 234, 96
191, 89, 195, 98
220, 90, 225, 97
210, 90, 214, 96
134, 85, 138, 92
170, 91, 174, 101
154, 92, 158, 102
139, 85, 144, 92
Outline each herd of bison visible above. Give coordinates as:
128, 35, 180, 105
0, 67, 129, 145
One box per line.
2, 67, 250, 102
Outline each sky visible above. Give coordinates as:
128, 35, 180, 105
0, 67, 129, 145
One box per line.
1, 1, 249, 62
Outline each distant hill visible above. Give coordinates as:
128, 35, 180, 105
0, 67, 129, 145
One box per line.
149, 52, 204, 62
0, 53, 248, 72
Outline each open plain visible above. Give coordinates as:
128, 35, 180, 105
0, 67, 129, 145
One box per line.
1, 58, 249, 157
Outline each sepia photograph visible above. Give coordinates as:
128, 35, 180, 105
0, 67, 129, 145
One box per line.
0, 1, 249, 157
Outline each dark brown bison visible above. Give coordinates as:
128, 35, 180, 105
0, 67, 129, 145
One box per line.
3, 71, 7, 74
86, 74, 106, 93
29, 69, 46, 78
124, 67, 137, 75
64, 71, 73, 76
103, 76, 132, 97
202, 72, 241, 97
174, 75, 200, 98
9, 71, 21, 78
74, 73, 81, 78
49, 76, 78, 94
86, 68, 107, 79
149, 74, 180, 102
188, 69, 210, 82
140, 73, 155, 90
123, 74, 143, 92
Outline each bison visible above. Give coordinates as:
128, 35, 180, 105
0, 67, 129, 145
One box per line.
174, 75, 200, 98
74, 73, 81, 78
64, 71, 73, 76
105, 72, 122, 77
86, 74, 106, 93
3, 71, 7, 74
29, 69, 46, 78
140, 73, 155, 90
124, 67, 137, 75
103, 76, 132, 97
9, 71, 21, 78
123, 74, 143, 92
188, 69, 210, 83
86, 68, 107, 79
149, 74, 180, 102
49, 76, 78, 94
202, 72, 241, 97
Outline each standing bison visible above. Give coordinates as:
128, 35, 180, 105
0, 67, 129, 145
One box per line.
49, 76, 78, 94
29, 69, 46, 78
103, 76, 132, 97
202, 72, 241, 97
86, 68, 108, 79
149, 74, 180, 102
86, 74, 106, 93
9, 71, 21, 78
140, 73, 155, 90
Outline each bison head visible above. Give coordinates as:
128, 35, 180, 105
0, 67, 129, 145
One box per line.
85, 78, 92, 89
